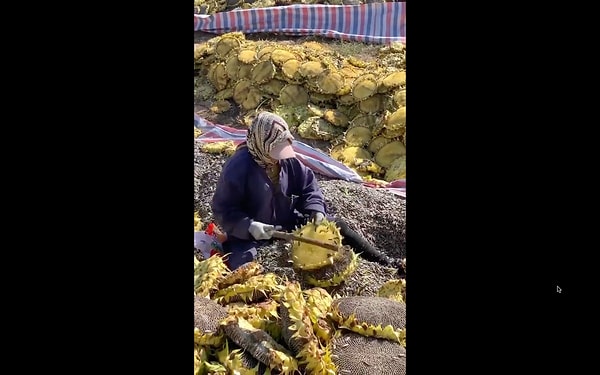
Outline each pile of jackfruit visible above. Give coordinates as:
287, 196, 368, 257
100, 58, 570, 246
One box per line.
194, 32, 406, 183
194, 219, 406, 374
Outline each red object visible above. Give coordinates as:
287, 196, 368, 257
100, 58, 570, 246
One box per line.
206, 222, 215, 236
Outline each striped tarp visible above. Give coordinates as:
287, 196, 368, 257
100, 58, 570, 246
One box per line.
195, 114, 406, 197
194, 3, 406, 45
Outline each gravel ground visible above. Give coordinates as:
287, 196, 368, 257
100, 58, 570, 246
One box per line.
194, 139, 406, 294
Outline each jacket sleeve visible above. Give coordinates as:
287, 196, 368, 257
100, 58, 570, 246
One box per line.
299, 164, 327, 214
211, 163, 253, 240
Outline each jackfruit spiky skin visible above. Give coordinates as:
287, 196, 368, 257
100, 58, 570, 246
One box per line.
279, 282, 337, 375
302, 245, 359, 287
218, 262, 264, 290
290, 219, 344, 271
214, 273, 283, 305
194, 296, 228, 347
195, 255, 230, 297
303, 288, 335, 344
377, 279, 406, 303
329, 296, 406, 346
331, 331, 406, 375
222, 316, 299, 375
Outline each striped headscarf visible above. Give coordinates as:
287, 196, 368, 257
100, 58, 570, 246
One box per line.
244, 112, 295, 169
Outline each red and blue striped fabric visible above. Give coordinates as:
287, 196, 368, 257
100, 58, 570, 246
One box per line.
195, 114, 406, 198
194, 3, 406, 45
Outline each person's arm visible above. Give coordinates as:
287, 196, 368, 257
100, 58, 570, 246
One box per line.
299, 165, 326, 218
211, 165, 253, 240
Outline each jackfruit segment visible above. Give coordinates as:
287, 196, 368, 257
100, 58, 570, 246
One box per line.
279, 282, 338, 375
377, 279, 406, 303
250, 60, 276, 84
374, 141, 406, 169
214, 273, 283, 304
297, 116, 344, 141
384, 155, 406, 182
352, 74, 378, 100
368, 136, 392, 154
218, 261, 264, 290
303, 245, 359, 287
195, 254, 230, 297
331, 331, 406, 375
279, 84, 309, 106
316, 71, 346, 95
194, 296, 228, 347
329, 296, 406, 345
210, 100, 231, 114
222, 316, 298, 374
344, 126, 372, 147
290, 220, 343, 271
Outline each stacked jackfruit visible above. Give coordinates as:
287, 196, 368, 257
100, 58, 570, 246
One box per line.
194, 220, 407, 374
194, 32, 406, 182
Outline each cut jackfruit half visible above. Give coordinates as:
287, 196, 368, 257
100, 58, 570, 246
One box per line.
290, 219, 343, 271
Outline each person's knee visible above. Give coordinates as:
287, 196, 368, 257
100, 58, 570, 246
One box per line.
225, 246, 257, 270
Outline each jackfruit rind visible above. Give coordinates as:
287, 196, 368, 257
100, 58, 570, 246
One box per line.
368, 136, 392, 154
233, 79, 253, 104
384, 155, 406, 182
374, 141, 406, 169
214, 273, 283, 304
351, 74, 378, 100
215, 87, 234, 100
290, 219, 343, 270
329, 296, 406, 345
210, 100, 231, 114
250, 60, 276, 84
344, 126, 372, 147
260, 79, 286, 96
377, 279, 406, 303
299, 60, 326, 78
281, 59, 303, 81
218, 261, 264, 289
270, 48, 297, 65
304, 246, 359, 287
359, 94, 386, 114
238, 49, 257, 64
279, 84, 309, 106
385, 107, 406, 130
222, 316, 299, 375
194, 296, 228, 347
323, 109, 349, 128
331, 331, 406, 375
297, 116, 344, 141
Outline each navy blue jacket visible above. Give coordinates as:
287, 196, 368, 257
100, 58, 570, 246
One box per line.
211, 147, 326, 240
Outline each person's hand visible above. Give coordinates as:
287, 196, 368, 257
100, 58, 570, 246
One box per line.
248, 221, 277, 240
310, 211, 325, 225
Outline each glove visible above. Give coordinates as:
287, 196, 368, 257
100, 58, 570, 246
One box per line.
310, 211, 325, 225
248, 221, 276, 240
